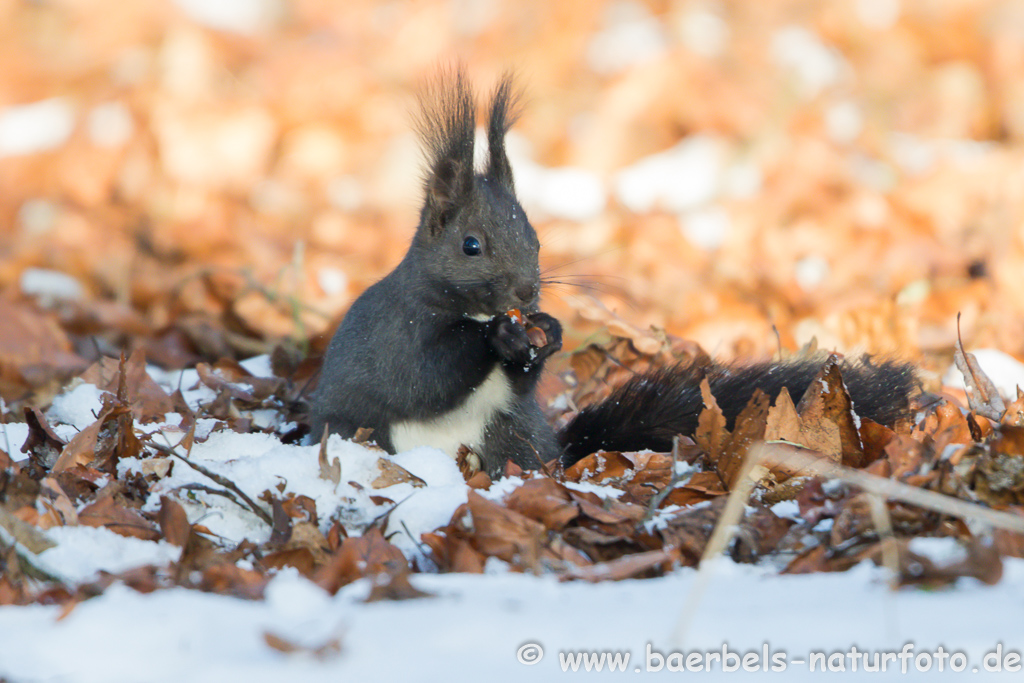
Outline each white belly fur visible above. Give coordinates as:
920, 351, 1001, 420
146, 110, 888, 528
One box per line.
390, 366, 513, 457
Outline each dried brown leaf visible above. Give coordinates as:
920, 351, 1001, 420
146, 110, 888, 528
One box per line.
313, 527, 407, 595
78, 495, 159, 540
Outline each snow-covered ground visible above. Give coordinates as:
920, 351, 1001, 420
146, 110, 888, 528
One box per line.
2, 352, 1024, 682
1, 561, 1022, 681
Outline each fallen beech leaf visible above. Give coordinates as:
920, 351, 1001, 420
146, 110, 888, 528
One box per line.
657, 498, 728, 564
421, 529, 487, 574
157, 496, 191, 547
52, 410, 112, 473
764, 386, 804, 445
694, 377, 728, 461
466, 470, 491, 489
993, 508, 1024, 559
716, 389, 770, 489
79, 349, 174, 423
466, 491, 545, 568
199, 564, 268, 600
506, 477, 579, 530
0, 298, 86, 397
211, 358, 282, 399
40, 475, 80, 525
317, 426, 341, 484
314, 527, 407, 595
859, 418, 898, 467
954, 330, 1006, 421
731, 506, 792, 563
365, 569, 432, 601
782, 545, 860, 575
262, 547, 317, 575
1002, 390, 1024, 428
0, 504, 55, 554
795, 356, 864, 468
196, 363, 255, 402
863, 537, 1003, 587
563, 450, 633, 482
884, 433, 927, 480
78, 495, 159, 540
564, 548, 678, 582
455, 445, 482, 480
21, 407, 67, 470
371, 458, 426, 489
263, 631, 342, 659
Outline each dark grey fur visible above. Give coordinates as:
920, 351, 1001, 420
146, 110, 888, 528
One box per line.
312, 69, 917, 477
310, 68, 563, 475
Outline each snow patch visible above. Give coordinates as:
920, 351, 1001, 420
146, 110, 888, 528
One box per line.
48, 383, 107, 431
19, 267, 85, 305
615, 135, 725, 214
87, 102, 134, 148
680, 205, 731, 250
825, 100, 863, 144
508, 145, 606, 222
771, 26, 847, 97
856, 0, 902, 30
37, 526, 182, 583
173, 0, 283, 34
238, 354, 274, 378
944, 348, 1024, 399
586, 0, 670, 74
0, 98, 76, 157
675, 5, 729, 58
795, 254, 830, 291
1, 421, 30, 461
908, 537, 969, 565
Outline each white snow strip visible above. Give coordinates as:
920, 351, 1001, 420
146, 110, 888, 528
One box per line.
0, 98, 76, 157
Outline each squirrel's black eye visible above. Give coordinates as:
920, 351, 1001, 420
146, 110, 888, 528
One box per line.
462, 236, 482, 256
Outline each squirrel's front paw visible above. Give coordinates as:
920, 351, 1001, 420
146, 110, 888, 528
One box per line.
490, 311, 563, 366
524, 312, 562, 362
490, 316, 534, 365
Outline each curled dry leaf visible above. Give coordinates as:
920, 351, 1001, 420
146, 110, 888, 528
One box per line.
466, 490, 545, 569
862, 537, 1003, 588
564, 548, 679, 582
78, 495, 160, 541
371, 457, 426, 489
157, 496, 191, 548
263, 631, 342, 660
794, 356, 864, 468
80, 349, 174, 423
954, 337, 1006, 421
313, 527, 407, 595
317, 426, 341, 485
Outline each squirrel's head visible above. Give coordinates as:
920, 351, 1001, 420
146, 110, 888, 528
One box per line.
409, 68, 540, 320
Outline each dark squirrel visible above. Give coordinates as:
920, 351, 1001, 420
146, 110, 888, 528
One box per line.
310, 69, 916, 477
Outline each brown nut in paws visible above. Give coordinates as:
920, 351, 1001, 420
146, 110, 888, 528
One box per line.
525, 326, 547, 347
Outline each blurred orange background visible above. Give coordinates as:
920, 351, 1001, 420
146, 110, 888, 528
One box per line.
2, 0, 1023, 384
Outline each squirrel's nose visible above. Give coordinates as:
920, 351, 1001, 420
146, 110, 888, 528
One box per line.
515, 283, 538, 303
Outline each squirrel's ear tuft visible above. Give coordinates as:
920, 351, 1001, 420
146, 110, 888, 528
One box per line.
485, 72, 522, 192
416, 66, 477, 234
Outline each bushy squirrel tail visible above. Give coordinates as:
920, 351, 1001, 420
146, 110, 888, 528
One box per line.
557, 357, 917, 466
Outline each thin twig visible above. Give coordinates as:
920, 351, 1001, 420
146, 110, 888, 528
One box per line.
150, 441, 273, 526
173, 483, 247, 514
671, 440, 760, 647
672, 439, 1024, 647
756, 443, 1024, 533
866, 493, 899, 589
